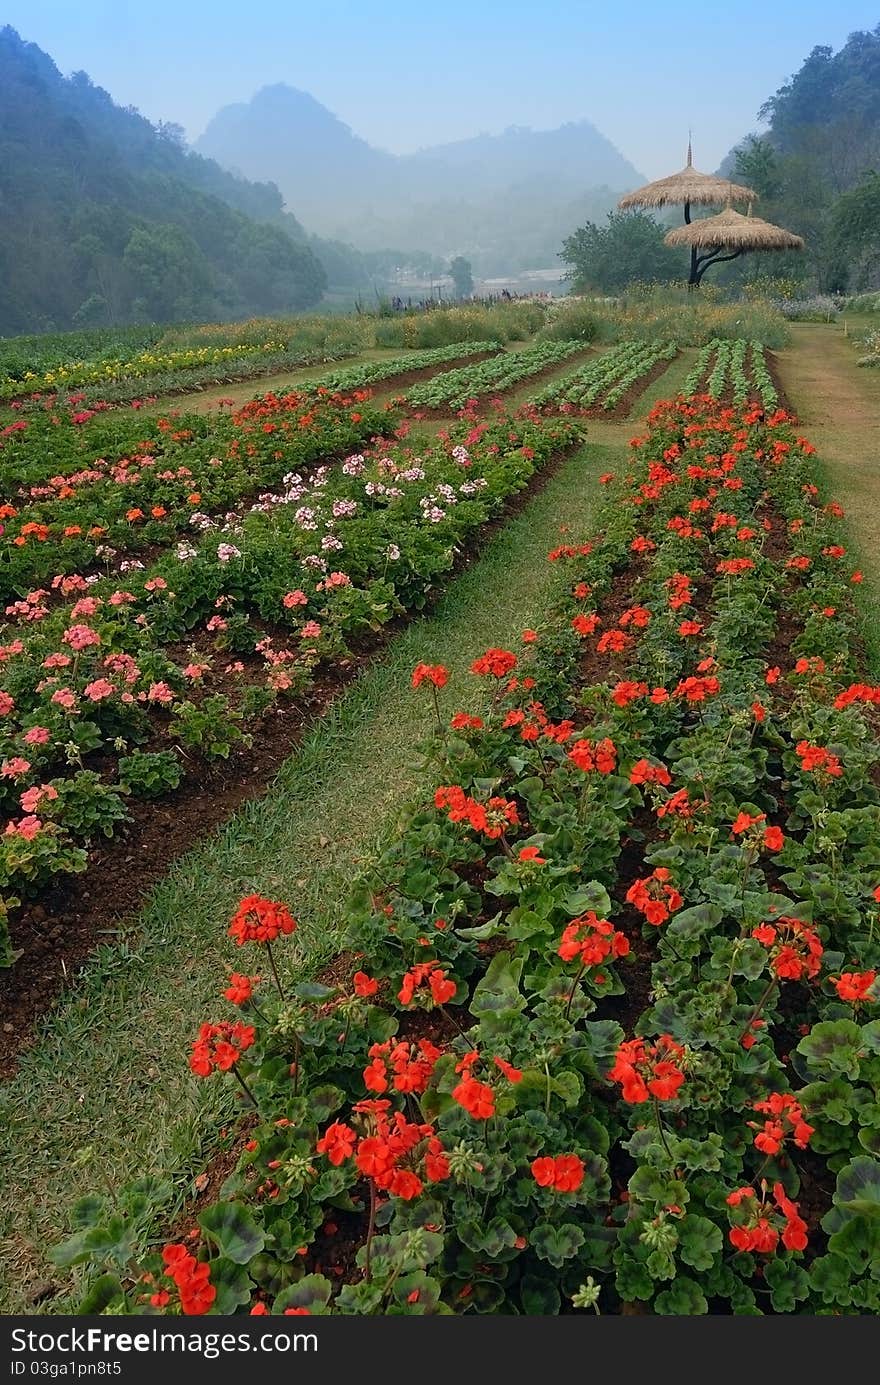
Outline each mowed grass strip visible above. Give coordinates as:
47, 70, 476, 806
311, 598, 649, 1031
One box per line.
0, 439, 619, 1312
776, 324, 880, 673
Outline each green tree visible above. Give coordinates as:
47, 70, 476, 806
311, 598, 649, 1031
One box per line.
560, 211, 681, 293
449, 256, 474, 298
734, 136, 783, 199
122, 224, 214, 320
831, 173, 880, 288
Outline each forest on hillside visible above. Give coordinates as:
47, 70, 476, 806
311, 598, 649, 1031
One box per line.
0, 28, 371, 334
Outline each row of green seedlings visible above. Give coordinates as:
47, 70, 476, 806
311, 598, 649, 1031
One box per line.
684, 339, 779, 411
530, 340, 677, 414
298, 341, 502, 397
405, 340, 586, 412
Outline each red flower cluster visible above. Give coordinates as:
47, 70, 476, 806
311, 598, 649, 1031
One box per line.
749, 1092, 814, 1155
730, 811, 785, 851
629, 758, 672, 787
530, 1154, 585, 1192
716, 557, 755, 576
571, 612, 602, 637
619, 605, 652, 629
223, 972, 259, 1006
451, 1049, 522, 1120
398, 962, 457, 1007
158, 1244, 216, 1315
470, 648, 517, 678
434, 784, 520, 839
726, 1183, 808, 1254
666, 572, 693, 610
567, 737, 617, 774
596, 629, 632, 655
189, 1020, 255, 1076
450, 711, 484, 731
611, 682, 669, 708
229, 894, 297, 945
411, 662, 449, 689
673, 674, 721, 702
833, 682, 880, 710
608, 1034, 686, 1103
557, 912, 629, 966
752, 917, 824, 981
364, 1038, 443, 1094
317, 1102, 449, 1198
625, 867, 683, 926
795, 740, 843, 779
832, 969, 877, 1005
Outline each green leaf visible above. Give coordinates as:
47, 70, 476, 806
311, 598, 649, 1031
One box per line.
274, 1275, 333, 1314
77, 1273, 124, 1314
763, 1258, 809, 1312
654, 1275, 708, 1315
678, 1214, 723, 1272
520, 1273, 561, 1315
563, 882, 612, 916
666, 904, 723, 940
796, 1020, 864, 1080
831, 1157, 880, 1221
199, 1201, 265, 1264
209, 1257, 254, 1313
308, 1085, 345, 1123
457, 1216, 518, 1258
530, 1222, 585, 1269
294, 982, 337, 1002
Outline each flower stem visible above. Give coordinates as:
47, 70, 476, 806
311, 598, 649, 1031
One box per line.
230, 1062, 258, 1109
364, 1179, 378, 1283
264, 939, 286, 1001
565, 958, 587, 1020
653, 1097, 673, 1161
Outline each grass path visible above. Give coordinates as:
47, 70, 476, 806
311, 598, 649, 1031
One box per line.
0, 436, 622, 1312
775, 323, 880, 666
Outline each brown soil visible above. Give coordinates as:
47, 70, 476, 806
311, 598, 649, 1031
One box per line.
0, 443, 581, 1077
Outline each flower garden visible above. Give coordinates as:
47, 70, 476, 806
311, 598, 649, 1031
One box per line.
1, 320, 879, 1319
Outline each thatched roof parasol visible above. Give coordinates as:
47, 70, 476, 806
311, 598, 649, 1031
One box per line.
618, 142, 756, 212
664, 206, 804, 252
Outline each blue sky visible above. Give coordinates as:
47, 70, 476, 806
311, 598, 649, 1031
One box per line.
4, 0, 878, 175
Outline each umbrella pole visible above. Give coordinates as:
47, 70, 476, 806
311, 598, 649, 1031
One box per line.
684, 199, 699, 290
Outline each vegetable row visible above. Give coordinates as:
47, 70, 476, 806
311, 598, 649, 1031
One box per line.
405, 341, 586, 412
530, 340, 677, 414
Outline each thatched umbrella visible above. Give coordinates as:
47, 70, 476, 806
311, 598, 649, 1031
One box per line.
664, 206, 804, 286
618, 143, 757, 285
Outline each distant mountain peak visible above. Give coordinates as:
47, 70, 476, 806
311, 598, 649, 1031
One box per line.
196, 83, 644, 260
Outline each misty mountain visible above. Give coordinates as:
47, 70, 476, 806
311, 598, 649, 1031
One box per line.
196, 85, 644, 272
0, 29, 372, 334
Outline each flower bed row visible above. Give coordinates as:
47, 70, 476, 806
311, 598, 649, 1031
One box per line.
684, 339, 780, 412
406, 342, 586, 413
0, 391, 388, 598
0, 408, 581, 967
530, 340, 677, 415
54, 394, 880, 1316
2, 342, 504, 417
0, 341, 297, 403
